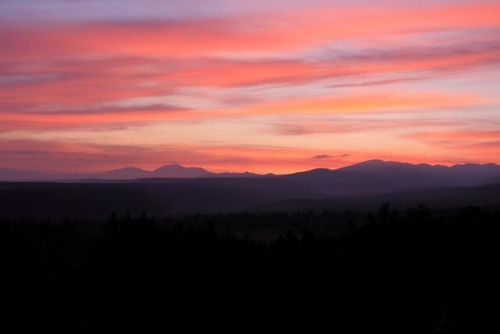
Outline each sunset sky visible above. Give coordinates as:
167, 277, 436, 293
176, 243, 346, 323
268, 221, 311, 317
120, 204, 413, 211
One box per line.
1, 0, 499, 174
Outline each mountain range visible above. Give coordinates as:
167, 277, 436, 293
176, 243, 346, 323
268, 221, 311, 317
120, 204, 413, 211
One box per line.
283, 160, 500, 196
2, 160, 500, 195
0, 163, 275, 181
2, 160, 500, 219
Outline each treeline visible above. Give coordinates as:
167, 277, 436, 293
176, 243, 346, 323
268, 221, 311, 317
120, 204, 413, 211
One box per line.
1, 205, 499, 333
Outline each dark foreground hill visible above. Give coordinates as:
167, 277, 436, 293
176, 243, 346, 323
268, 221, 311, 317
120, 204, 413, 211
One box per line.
255, 183, 500, 212
1, 207, 499, 332
0, 178, 322, 220
1, 179, 500, 220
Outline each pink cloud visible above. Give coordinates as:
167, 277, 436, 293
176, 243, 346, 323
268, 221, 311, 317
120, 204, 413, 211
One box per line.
1, 3, 500, 61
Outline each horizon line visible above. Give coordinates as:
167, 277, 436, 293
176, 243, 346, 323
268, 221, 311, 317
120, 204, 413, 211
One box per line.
1, 158, 499, 178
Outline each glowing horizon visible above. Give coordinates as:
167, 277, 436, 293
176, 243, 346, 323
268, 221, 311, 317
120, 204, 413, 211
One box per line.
1, 0, 499, 174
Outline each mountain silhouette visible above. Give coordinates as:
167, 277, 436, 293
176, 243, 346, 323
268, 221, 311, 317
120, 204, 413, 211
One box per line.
282, 160, 450, 196
2, 161, 500, 193
0, 168, 45, 181
97, 164, 211, 179
201, 171, 273, 178
3, 159, 500, 219
0, 178, 322, 219
152, 164, 210, 178
324, 159, 500, 192
282, 168, 388, 196
482, 173, 500, 185
100, 167, 151, 180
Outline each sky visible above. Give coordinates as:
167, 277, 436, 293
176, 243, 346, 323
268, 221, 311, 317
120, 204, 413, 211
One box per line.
0, 0, 499, 174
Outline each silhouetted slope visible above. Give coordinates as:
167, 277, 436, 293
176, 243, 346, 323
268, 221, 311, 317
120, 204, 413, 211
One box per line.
99, 167, 151, 179
139, 178, 321, 213
94, 164, 211, 179
0, 164, 212, 181
2, 160, 500, 186
283, 160, 500, 196
200, 171, 272, 178
283, 161, 450, 196
254, 183, 500, 212
0, 178, 321, 219
0, 182, 162, 219
343, 160, 500, 185
0, 168, 62, 181
283, 168, 389, 196
340, 159, 451, 188
448, 163, 500, 185
3, 180, 500, 220
483, 173, 500, 185
401, 162, 500, 186
152, 164, 210, 178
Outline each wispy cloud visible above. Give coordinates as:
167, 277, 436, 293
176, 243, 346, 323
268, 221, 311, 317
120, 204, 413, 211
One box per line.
312, 154, 349, 160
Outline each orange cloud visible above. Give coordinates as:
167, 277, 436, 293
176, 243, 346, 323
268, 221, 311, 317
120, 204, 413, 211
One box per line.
0, 109, 195, 131
404, 129, 500, 163
408, 130, 500, 142
272, 117, 456, 136
239, 92, 488, 116
0, 90, 487, 132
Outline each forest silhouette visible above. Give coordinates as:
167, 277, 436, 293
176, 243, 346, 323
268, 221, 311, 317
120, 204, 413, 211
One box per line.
1, 205, 498, 333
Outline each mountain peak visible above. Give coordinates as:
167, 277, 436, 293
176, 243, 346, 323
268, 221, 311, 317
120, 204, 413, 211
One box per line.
154, 164, 185, 172
153, 164, 209, 178
340, 159, 408, 172
106, 166, 145, 173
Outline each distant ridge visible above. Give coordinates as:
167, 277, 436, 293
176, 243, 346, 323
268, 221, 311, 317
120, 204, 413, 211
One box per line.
152, 164, 209, 178
2, 160, 500, 218
201, 171, 274, 178
0, 164, 211, 181
100, 167, 150, 180
93, 164, 211, 179
0, 168, 63, 182
1, 161, 500, 194
340, 160, 500, 186
482, 173, 500, 185
281, 160, 500, 196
